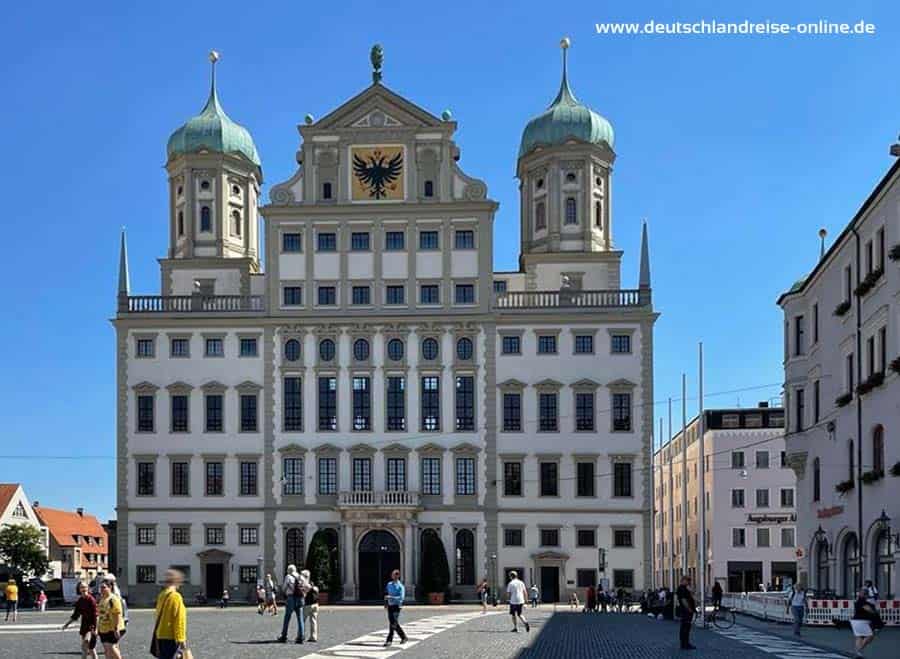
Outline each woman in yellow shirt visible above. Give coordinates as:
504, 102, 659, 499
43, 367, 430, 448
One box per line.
4, 579, 18, 623
97, 580, 124, 658
153, 569, 188, 659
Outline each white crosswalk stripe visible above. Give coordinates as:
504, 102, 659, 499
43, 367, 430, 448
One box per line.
714, 625, 846, 658
301, 610, 501, 659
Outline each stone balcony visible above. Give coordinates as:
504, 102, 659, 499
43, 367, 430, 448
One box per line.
118, 293, 265, 314
494, 288, 650, 311
337, 490, 420, 509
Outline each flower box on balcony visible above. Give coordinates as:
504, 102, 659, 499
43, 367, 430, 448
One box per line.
889, 244, 900, 262
856, 371, 885, 396
854, 268, 884, 297
835, 392, 853, 407
835, 479, 855, 494
860, 469, 884, 484
834, 300, 852, 317
891, 462, 900, 477
891, 357, 900, 375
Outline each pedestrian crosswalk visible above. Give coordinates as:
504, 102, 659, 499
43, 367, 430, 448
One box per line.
0, 623, 76, 635
713, 625, 846, 658
301, 610, 502, 659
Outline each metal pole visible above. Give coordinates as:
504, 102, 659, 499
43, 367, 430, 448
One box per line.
681, 374, 688, 578
650, 415, 656, 590
668, 398, 674, 592
698, 343, 707, 625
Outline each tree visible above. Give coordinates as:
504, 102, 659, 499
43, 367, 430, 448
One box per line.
420, 530, 450, 595
0, 524, 49, 579
305, 532, 332, 591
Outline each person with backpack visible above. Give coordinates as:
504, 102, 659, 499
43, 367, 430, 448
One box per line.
785, 581, 807, 636
851, 587, 883, 658
864, 580, 879, 606
277, 564, 308, 644
301, 571, 319, 643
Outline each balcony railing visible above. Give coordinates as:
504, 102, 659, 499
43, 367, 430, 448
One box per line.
337, 490, 420, 508
494, 289, 648, 310
120, 294, 265, 313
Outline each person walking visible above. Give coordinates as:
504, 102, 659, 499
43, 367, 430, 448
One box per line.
529, 583, 540, 608
37, 589, 47, 612
851, 587, 883, 658
785, 581, 806, 637
711, 581, 723, 611
105, 575, 128, 634
676, 575, 697, 651
477, 579, 489, 614
506, 571, 530, 633
4, 578, 18, 622
277, 564, 307, 644
265, 573, 278, 616
152, 569, 188, 659
302, 571, 319, 643
62, 581, 98, 659
97, 580, 124, 659
585, 585, 596, 613
383, 569, 408, 647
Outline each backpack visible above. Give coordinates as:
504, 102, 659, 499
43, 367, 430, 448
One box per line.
293, 575, 308, 598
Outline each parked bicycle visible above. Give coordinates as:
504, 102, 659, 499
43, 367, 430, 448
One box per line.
694, 601, 735, 630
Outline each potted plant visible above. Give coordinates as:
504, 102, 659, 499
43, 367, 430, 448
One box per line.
854, 267, 884, 297
835, 479, 855, 494
889, 244, 900, 261
891, 357, 900, 375
305, 531, 333, 604
834, 300, 852, 317
420, 531, 450, 604
860, 469, 884, 485
891, 461, 900, 477
835, 392, 853, 407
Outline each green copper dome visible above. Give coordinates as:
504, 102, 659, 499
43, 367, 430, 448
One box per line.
519, 46, 614, 159
167, 57, 260, 169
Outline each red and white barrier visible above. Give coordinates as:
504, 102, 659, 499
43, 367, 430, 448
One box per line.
722, 593, 900, 627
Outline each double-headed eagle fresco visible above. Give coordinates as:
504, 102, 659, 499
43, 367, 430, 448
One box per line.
352, 149, 403, 199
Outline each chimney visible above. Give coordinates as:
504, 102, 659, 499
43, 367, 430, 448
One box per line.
33, 501, 39, 508
758, 402, 769, 408
76, 507, 84, 517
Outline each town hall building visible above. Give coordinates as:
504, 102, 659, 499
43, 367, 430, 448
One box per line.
114, 41, 658, 604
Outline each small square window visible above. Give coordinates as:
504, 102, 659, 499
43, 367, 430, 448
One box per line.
239, 338, 258, 357
455, 284, 475, 304
576, 529, 596, 547
351, 232, 370, 251
493, 280, 507, 294
283, 286, 302, 306
136, 339, 155, 358
318, 286, 337, 306
385, 231, 405, 250
205, 338, 224, 357
537, 335, 557, 354
240, 566, 258, 583
611, 335, 631, 353
504, 528, 523, 547
613, 529, 633, 547
136, 526, 156, 545
501, 336, 521, 355
420, 284, 440, 305
170, 338, 190, 358
137, 566, 156, 584
419, 231, 439, 250
317, 232, 336, 252
282, 233, 302, 252
205, 527, 225, 545
239, 527, 259, 545
574, 335, 593, 354
454, 230, 475, 249
540, 528, 559, 547
351, 286, 371, 305
386, 285, 405, 305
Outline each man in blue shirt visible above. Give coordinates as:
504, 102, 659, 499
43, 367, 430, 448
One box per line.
384, 569, 408, 647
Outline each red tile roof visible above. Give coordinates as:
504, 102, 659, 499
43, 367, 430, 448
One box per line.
34, 507, 108, 556
0, 483, 21, 518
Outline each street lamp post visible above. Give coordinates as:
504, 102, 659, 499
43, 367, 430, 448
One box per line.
490, 553, 498, 606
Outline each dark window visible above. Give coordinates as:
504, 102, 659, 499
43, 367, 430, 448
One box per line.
794, 315, 805, 356
282, 232, 302, 252
873, 425, 885, 474
454, 230, 475, 249
352, 458, 372, 491
576, 462, 595, 497
317, 286, 336, 306
318, 457, 337, 494
421, 376, 440, 431
283, 376, 303, 431
780, 488, 794, 507
283, 458, 304, 495
419, 231, 439, 249
577, 529, 596, 547
455, 284, 475, 304
456, 337, 474, 360
847, 353, 855, 393
537, 335, 557, 354
351, 232, 370, 251
503, 462, 522, 496
317, 233, 336, 252
205, 462, 223, 495
319, 339, 335, 362
240, 394, 258, 432
564, 197, 577, 225
137, 395, 154, 432
540, 462, 558, 497
756, 489, 770, 507
502, 393, 521, 431
137, 526, 155, 545
731, 451, 745, 469
421, 337, 439, 360
539, 393, 558, 431
239, 338, 257, 357
321, 182, 332, 199
352, 286, 371, 305
813, 380, 820, 423
170, 337, 189, 357
493, 280, 507, 294
455, 529, 475, 585
504, 528, 523, 546
456, 457, 475, 495
813, 457, 821, 502
421, 457, 441, 495
455, 376, 475, 431
574, 335, 593, 354
501, 336, 520, 354
206, 527, 225, 545
595, 200, 602, 228
795, 388, 805, 432
577, 569, 597, 588
205, 394, 223, 432
177, 211, 184, 236
386, 377, 406, 431
387, 338, 404, 361
611, 335, 631, 353
282, 286, 303, 307
137, 566, 156, 584
205, 337, 223, 357
240, 566, 258, 583
731, 489, 745, 508
756, 451, 770, 469
171, 462, 189, 496
240, 461, 257, 496
540, 528, 560, 546
535, 201, 546, 230
200, 206, 211, 232
137, 462, 155, 496
613, 462, 632, 497
381, 458, 405, 492
231, 210, 241, 236
136, 338, 154, 357
385, 231, 405, 250
386, 285, 405, 305
352, 377, 371, 431
170, 527, 190, 545
318, 377, 337, 431
284, 338, 301, 362
420, 284, 440, 305
424, 180, 434, 197
813, 303, 819, 343
612, 393, 632, 431
613, 570, 634, 589
171, 395, 189, 432
353, 338, 370, 361
575, 392, 595, 431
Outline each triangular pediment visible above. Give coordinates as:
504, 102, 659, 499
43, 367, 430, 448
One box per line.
608, 378, 637, 388
416, 442, 445, 453
571, 378, 601, 389
312, 84, 445, 131
451, 442, 481, 454
534, 378, 564, 389
382, 442, 411, 453
312, 443, 341, 454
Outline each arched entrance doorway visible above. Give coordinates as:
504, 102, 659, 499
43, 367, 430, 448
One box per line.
358, 530, 401, 601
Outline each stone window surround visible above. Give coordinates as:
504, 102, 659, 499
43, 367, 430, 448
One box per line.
452, 443, 480, 498
279, 444, 307, 500
349, 282, 375, 308
315, 327, 340, 368
238, 523, 261, 546
534, 379, 563, 434
453, 369, 478, 433
201, 381, 227, 433
133, 454, 158, 497
536, 452, 562, 498
383, 279, 408, 307
348, 327, 375, 368
502, 524, 526, 547
202, 332, 227, 358
572, 453, 600, 498
132, 382, 159, 434
203, 522, 226, 546
313, 371, 339, 433
383, 370, 409, 433
314, 444, 341, 501
417, 278, 443, 308
167, 454, 192, 497
416, 223, 442, 251
608, 379, 637, 434
608, 327, 636, 354
610, 453, 637, 499
570, 328, 598, 355
135, 523, 157, 546
169, 523, 191, 546
279, 226, 304, 254
134, 332, 158, 359
349, 368, 375, 433
202, 453, 227, 498
314, 225, 340, 253
417, 329, 443, 363
419, 368, 444, 433
452, 278, 478, 306
575, 525, 598, 548
571, 380, 601, 434
237, 332, 262, 358
382, 327, 410, 368
236, 382, 262, 434
611, 524, 636, 548
451, 220, 479, 251
416, 443, 444, 500
535, 328, 561, 355
237, 453, 262, 496
499, 452, 526, 498
383, 444, 410, 490
538, 524, 562, 547
314, 280, 340, 308
498, 329, 524, 355
381, 222, 408, 252
452, 327, 478, 368
280, 280, 304, 308
165, 382, 193, 433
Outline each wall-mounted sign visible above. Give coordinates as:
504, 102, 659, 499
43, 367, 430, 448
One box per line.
351, 145, 404, 201
747, 513, 796, 524
817, 506, 844, 519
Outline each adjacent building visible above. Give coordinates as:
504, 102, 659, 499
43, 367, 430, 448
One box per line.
778, 150, 899, 598
653, 406, 796, 592
114, 42, 657, 605
0, 484, 50, 579
33, 506, 108, 580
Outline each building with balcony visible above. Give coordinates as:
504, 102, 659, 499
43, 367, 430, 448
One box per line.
777, 147, 899, 599
652, 406, 795, 594
115, 42, 657, 605
33, 506, 108, 580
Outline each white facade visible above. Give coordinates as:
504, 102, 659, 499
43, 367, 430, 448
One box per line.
0, 485, 54, 578
115, 53, 657, 605
779, 157, 900, 599
653, 408, 796, 594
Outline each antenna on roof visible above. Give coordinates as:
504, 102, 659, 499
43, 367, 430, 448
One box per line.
818, 228, 827, 260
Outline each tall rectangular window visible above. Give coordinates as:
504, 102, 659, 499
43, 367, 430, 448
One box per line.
539, 462, 558, 497
867, 336, 876, 377
240, 461, 257, 496
539, 392, 558, 431
386, 458, 407, 491
419, 230, 439, 250
731, 489, 745, 508
137, 395, 154, 432
205, 462, 223, 496
454, 284, 475, 304
137, 462, 155, 496
352, 377, 371, 431
813, 380, 820, 423
282, 232, 302, 252
317, 232, 336, 252
455, 376, 475, 431
386, 377, 406, 431
612, 393, 632, 431
171, 462, 189, 496
780, 488, 794, 507
794, 315, 804, 356
318, 457, 337, 495
564, 197, 577, 224
795, 388, 805, 432
385, 231, 405, 250
755, 451, 769, 469
283, 286, 302, 306
756, 528, 770, 548
613, 462, 632, 497
317, 286, 336, 306
205, 394, 223, 432
282, 458, 303, 495
503, 462, 522, 496
576, 462, 595, 497
240, 394, 258, 432
732, 451, 745, 468
386, 285, 405, 305
454, 230, 475, 249
421, 457, 441, 495
350, 232, 370, 251
351, 286, 371, 306
421, 376, 440, 431
420, 284, 440, 305
283, 377, 302, 431
456, 458, 475, 495
352, 458, 372, 491
781, 528, 795, 548
756, 488, 769, 508
171, 395, 189, 432
879, 326, 887, 373
318, 377, 337, 431
813, 303, 819, 343
502, 393, 521, 431
847, 353, 854, 392
575, 392, 595, 431
732, 528, 746, 547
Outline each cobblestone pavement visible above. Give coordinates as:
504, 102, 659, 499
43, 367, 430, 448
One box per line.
0, 605, 874, 658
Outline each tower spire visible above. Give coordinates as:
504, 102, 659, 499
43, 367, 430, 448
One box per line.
551, 36, 578, 107
202, 50, 222, 113
639, 220, 651, 290
117, 227, 130, 297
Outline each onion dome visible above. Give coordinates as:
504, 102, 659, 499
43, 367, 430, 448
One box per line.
519, 38, 614, 159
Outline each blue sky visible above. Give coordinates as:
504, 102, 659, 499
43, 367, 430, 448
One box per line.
1, 1, 897, 520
